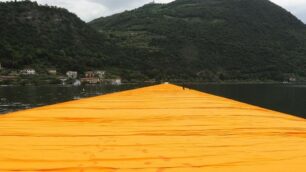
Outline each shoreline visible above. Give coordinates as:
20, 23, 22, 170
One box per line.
1, 81, 306, 87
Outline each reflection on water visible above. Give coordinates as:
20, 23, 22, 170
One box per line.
0, 84, 146, 114
0, 83, 305, 118
186, 83, 306, 118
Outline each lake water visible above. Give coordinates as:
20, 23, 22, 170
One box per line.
0, 84, 147, 114
0, 83, 305, 118
186, 83, 306, 118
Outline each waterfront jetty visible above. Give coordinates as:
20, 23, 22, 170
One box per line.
0, 83, 305, 171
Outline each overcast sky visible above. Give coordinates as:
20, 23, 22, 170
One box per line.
1, 0, 306, 23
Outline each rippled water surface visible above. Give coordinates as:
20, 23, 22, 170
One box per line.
0, 84, 146, 114
0, 83, 305, 118
187, 83, 306, 118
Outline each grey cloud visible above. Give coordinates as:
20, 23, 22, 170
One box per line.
89, 0, 306, 23
0, 0, 305, 23
86, 0, 173, 19
270, 0, 306, 23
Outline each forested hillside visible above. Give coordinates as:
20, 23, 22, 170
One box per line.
90, 0, 306, 81
0, 1, 112, 72
1, 0, 306, 82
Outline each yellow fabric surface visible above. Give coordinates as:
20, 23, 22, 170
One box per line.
0, 83, 305, 171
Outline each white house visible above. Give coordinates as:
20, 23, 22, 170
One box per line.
111, 78, 122, 85
20, 69, 36, 75
95, 71, 106, 79
73, 80, 81, 86
84, 70, 105, 79
47, 69, 57, 75
66, 71, 78, 79
289, 77, 297, 82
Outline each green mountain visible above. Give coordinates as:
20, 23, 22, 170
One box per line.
0, 1, 112, 72
90, 0, 306, 81
1, 0, 306, 82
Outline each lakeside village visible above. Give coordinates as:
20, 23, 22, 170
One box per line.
0, 63, 300, 85
0, 63, 122, 86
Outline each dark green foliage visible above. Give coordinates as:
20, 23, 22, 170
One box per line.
1, 0, 306, 82
0, 0, 110, 73
90, 0, 306, 81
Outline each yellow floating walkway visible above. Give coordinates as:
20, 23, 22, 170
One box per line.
0, 84, 306, 172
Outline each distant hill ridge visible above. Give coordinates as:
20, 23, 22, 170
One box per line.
0, 0, 111, 72
1, 0, 306, 82
90, 0, 306, 81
